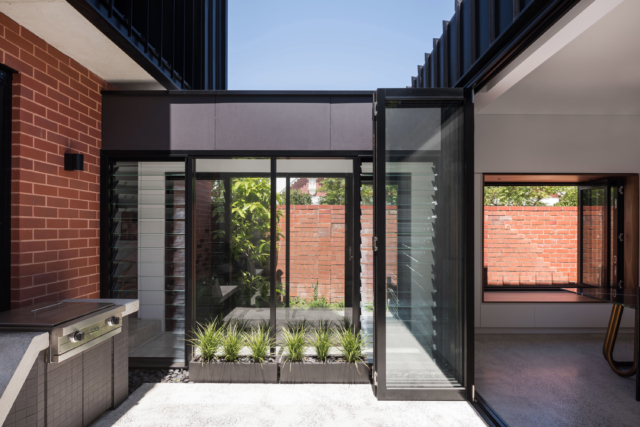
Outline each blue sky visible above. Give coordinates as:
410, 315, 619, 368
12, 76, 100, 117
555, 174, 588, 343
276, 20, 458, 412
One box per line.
228, 1, 455, 90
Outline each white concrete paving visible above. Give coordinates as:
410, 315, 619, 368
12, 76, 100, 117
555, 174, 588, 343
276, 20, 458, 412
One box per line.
93, 383, 486, 427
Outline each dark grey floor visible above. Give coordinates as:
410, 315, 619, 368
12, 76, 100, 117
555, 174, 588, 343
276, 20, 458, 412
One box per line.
476, 334, 638, 427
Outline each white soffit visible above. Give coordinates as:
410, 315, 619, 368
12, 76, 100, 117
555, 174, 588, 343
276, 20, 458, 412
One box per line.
474, 0, 640, 115
0, 0, 163, 90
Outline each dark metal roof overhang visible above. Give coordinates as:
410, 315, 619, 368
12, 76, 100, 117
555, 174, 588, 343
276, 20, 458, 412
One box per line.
67, 0, 227, 91
412, 0, 581, 92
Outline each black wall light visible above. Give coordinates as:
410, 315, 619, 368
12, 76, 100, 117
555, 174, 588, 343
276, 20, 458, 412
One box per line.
64, 153, 84, 171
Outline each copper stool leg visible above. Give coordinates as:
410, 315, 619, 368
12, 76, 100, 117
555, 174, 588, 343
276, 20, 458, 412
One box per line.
603, 304, 637, 377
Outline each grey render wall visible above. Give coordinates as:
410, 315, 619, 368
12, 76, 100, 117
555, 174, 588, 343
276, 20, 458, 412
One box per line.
102, 93, 373, 152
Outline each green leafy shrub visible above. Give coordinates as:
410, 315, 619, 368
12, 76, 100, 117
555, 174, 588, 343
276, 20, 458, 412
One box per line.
289, 280, 345, 309
309, 329, 332, 362
290, 189, 312, 205
188, 320, 224, 363
281, 328, 307, 363
221, 326, 244, 362
244, 326, 274, 363
335, 328, 368, 363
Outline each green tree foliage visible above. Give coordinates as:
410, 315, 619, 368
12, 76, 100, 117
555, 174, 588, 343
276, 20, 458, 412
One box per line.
217, 178, 284, 306
484, 186, 577, 206
290, 189, 312, 205
360, 184, 397, 206
319, 178, 346, 205
555, 186, 578, 206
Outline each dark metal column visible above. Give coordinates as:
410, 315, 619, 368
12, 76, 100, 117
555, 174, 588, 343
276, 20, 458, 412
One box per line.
286, 175, 291, 308
185, 156, 195, 362
270, 157, 277, 337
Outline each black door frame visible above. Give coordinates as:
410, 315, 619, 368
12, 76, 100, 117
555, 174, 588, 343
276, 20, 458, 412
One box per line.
372, 88, 474, 401
101, 151, 368, 365
0, 63, 16, 312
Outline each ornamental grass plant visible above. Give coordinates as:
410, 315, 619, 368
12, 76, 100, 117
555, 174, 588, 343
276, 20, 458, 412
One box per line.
244, 325, 274, 363
280, 328, 306, 363
221, 326, 243, 362
309, 329, 332, 362
335, 328, 368, 363
188, 320, 224, 363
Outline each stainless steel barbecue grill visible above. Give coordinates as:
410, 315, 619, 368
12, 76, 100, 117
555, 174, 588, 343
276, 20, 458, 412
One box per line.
0, 301, 125, 362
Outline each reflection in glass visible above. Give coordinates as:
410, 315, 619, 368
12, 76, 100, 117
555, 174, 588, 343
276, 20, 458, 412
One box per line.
194, 159, 274, 330
581, 187, 605, 286
110, 161, 186, 363
384, 100, 465, 389
275, 159, 353, 344
360, 178, 374, 360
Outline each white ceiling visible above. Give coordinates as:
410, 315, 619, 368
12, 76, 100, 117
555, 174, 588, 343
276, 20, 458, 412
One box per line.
0, 0, 163, 90
477, 0, 640, 115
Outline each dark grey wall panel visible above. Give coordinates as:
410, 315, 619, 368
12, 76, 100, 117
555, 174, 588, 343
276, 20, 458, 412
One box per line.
330, 96, 372, 151
215, 96, 331, 151
103, 93, 375, 152
170, 102, 216, 150
103, 96, 171, 151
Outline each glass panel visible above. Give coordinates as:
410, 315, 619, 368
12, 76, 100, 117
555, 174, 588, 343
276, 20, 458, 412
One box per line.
193, 159, 272, 329
581, 187, 605, 287
275, 159, 353, 347
360, 169, 374, 361
384, 100, 465, 389
110, 161, 186, 363
276, 177, 352, 334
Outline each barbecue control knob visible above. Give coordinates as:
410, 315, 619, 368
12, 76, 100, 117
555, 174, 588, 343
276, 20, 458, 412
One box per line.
106, 317, 120, 326
69, 331, 85, 342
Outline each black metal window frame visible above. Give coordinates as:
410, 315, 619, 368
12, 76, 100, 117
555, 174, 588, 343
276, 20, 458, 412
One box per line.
481, 179, 626, 291
0, 63, 16, 313
101, 150, 369, 364
577, 179, 625, 289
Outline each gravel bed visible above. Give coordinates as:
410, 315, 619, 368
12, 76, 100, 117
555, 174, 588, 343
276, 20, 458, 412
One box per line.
129, 368, 192, 395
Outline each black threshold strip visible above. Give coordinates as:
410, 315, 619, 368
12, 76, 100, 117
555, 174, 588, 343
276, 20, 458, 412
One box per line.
471, 392, 510, 427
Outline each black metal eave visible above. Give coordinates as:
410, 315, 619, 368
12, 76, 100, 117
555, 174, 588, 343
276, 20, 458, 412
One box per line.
458, 0, 581, 91
66, 0, 180, 90
101, 90, 375, 97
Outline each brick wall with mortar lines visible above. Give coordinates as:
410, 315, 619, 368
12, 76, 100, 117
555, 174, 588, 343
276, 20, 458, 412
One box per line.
1, 13, 114, 307
484, 206, 578, 285
277, 205, 346, 302
276, 205, 395, 306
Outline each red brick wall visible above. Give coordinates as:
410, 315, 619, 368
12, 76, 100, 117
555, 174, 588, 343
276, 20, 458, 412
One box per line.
484, 206, 578, 285
277, 205, 345, 302
275, 204, 394, 307
582, 205, 604, 285
1, 13, 113, 307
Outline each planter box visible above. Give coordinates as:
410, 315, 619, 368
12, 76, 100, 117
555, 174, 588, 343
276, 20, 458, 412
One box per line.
279, 360, 370, 384
190, 360, 278, 383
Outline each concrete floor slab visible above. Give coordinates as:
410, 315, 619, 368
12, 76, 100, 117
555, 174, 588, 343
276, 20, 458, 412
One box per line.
92, 383, 486, 427
476, 334, 639, 427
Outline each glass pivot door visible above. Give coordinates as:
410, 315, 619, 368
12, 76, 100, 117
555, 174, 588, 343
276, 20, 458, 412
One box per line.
372, 89, 474, 400
578, 179, 624, 288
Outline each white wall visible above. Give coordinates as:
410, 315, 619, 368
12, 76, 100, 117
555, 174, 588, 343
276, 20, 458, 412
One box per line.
474, 113, 640, 331
137, 162, 185, 330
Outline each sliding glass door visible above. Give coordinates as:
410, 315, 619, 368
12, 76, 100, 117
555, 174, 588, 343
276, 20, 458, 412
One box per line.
373, 89, 473, 400
190, 157, 358, 343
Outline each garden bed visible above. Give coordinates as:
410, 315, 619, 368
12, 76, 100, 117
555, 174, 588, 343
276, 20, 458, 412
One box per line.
279, 355, 370, 384
190, 355, 278, 383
